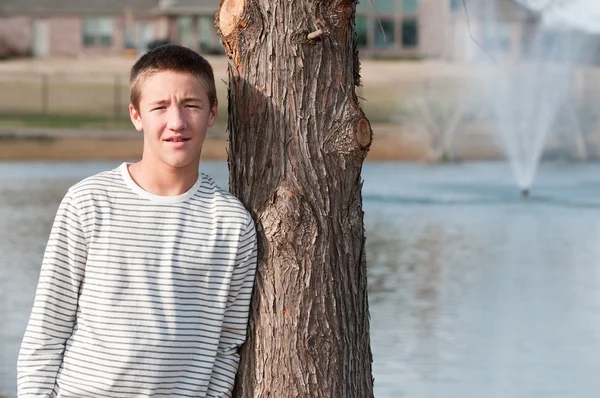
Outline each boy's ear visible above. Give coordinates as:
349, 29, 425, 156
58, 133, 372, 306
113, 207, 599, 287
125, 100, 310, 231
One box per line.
129, 104, 143, 131
208, 99, 218, 128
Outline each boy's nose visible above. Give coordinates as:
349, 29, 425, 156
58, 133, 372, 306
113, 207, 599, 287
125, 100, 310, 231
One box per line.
167, 107, 185, 131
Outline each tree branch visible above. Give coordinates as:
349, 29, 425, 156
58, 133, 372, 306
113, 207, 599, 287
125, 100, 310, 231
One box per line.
462, 0, 497, 64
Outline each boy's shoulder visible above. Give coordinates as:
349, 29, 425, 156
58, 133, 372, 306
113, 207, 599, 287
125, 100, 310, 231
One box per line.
66, 165, 124, 201
61, 165, 252, 223
197, 173, 251, 218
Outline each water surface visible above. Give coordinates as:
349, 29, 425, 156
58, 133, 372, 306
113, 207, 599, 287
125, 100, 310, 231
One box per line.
1, 161, 600, 397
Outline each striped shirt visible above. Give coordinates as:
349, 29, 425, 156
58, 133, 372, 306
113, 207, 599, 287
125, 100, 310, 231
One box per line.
17, 163, 258, 398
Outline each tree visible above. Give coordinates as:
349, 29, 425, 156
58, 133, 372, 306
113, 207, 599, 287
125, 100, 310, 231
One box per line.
216, 0, 374, 396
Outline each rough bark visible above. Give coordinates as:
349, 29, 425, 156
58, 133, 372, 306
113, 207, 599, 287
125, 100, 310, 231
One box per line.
216, 0, 374, 396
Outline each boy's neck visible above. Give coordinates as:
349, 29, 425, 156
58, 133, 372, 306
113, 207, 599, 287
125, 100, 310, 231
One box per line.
127, 160, 199, 197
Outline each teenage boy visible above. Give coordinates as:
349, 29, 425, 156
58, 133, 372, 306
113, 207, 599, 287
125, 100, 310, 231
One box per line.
17, 45, 258, 397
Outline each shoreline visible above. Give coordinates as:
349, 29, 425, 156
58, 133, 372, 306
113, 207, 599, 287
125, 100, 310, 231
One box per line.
0, 125, 506, 162
0, 136, 432, 162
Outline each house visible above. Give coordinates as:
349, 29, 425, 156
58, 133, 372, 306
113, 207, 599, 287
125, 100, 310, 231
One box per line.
340, 0, 541, 60
355, 0, 450, 58
0, 0, 541, 61
155, 0, 223, 55
445, 0, 542, 62
0, 0, 156, 58
0, 0, 222, 58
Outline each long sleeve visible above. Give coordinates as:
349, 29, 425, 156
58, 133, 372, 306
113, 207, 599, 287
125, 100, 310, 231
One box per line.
206, 215, 258, 397
17, 192, 88, 397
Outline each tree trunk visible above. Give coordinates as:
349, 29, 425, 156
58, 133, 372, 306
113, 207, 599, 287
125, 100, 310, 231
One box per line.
216, 1, 374, 397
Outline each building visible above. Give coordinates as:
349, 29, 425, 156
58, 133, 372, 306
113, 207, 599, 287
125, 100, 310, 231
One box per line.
355, 0, 450, 59
154, 0, 223, 55
353, 0, 543, 60
0, 0, 222, 58
445, 0, 542, 62
0, 0, 540, 61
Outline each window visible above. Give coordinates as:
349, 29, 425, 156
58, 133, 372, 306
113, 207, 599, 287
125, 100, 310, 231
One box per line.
375, 0, 396, 13
357, 0, 396, 13
356, 0, 369, 13
355, 16, 368, 47
374, 18, 395, 48
402, 18, 418, 48
83, 17, 113, 47
450, 0, 462, 11
402, 0, 418, 13
198, 16, 213, 48
482, 22, 511, 52
178, 16, 193, 46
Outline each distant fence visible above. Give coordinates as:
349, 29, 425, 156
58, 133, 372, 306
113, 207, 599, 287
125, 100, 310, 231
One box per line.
0, 72, 230, 122
3, 69, 600, 160
0, 73, 132, 119
2, 69, 600, 121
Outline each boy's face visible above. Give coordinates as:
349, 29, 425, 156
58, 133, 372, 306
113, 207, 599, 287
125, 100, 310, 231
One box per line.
129, 70, 218, 171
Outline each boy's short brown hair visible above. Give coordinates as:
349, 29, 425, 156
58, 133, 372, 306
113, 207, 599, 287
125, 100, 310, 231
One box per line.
130, 44, 217, 111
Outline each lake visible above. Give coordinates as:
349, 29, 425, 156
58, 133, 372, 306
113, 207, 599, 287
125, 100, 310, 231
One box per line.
2, 160, 600, 397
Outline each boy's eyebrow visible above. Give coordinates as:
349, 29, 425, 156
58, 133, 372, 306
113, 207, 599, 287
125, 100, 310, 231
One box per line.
148, 99, 170, 106
148, 97, 204, 106
181, 97, 204, 103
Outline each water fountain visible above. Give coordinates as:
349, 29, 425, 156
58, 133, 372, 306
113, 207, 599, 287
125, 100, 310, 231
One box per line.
464, 0, 588, 195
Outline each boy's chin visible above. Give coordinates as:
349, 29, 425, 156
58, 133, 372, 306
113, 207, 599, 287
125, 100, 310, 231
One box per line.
171, 154, 202, 168
164, 158, 200, 169
144, 148, 202, 170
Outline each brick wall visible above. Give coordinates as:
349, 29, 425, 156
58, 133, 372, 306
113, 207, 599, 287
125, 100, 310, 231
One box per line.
154, 16, 170, 40
0, 14, 132, 58
46, 15, 128, 56
48, 17, 81, 56
419, 0, 450, 58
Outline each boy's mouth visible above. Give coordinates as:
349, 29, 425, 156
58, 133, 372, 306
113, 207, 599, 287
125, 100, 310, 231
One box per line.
164, 137, 190, 142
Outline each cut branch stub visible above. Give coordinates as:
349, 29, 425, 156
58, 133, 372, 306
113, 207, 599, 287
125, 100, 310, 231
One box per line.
307, 29, 325, 41
355, 117, 372, 148
219, 0, 246, 37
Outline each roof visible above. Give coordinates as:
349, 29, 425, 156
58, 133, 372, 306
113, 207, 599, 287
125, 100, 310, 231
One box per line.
158, 0, 220, 14
458, 0, 540, 22
0, 0, 161, 15
0, 0, 221, 16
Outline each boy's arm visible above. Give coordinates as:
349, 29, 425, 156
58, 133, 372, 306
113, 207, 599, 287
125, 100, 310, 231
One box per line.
17, 192, 87, 397
206, 215, 258, 398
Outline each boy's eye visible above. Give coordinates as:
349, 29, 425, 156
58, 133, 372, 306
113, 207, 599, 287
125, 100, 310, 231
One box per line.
151, 106, 166, 111
185, 104, 199, 109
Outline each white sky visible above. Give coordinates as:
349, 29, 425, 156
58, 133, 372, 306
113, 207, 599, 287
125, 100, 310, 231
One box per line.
521, 0, 600, 32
